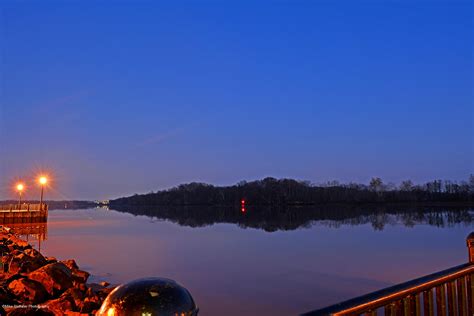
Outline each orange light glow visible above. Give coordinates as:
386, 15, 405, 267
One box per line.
39, 176, 48, 185
16, 183, 25, 192
107, 307, 115, 316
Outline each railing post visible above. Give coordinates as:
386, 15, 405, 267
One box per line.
467, 232, 474, 315
467, 232, 474, 263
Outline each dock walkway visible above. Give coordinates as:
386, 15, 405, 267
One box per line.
0, 204, 48, 224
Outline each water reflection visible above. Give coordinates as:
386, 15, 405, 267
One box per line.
40, 208, 473, 316
109, 205, 474, 232
2, 222, 48, 251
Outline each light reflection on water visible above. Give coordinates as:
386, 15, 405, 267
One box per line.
35, 208, 473, 316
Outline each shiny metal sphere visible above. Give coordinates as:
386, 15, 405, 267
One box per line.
97, 277, 198, 316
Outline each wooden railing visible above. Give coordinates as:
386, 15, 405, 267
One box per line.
0, 204, 48, 212
302, 232, 474, 316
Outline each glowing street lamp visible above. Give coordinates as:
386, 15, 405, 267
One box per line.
39, 176, 47, 185
38, 176, 48, 210
16, 183, 25, 207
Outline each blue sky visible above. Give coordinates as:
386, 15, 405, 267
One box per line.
0, 0, 472, 200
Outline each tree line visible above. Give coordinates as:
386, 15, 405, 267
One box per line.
110, 175, 474, 207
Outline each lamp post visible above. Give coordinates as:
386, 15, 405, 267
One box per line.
16, 183, 24, 209
39, 176, 48, 211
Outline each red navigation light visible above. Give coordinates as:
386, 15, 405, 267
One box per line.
241, 199, 246, 213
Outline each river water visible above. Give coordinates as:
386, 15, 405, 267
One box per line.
17, 207, 474, 315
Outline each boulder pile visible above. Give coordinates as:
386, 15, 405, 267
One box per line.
0, 228, 114, 315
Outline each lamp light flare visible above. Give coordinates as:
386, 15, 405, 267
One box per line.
38, 175, 49, 211
39, 176, 48, 185
16, 182, 25, 207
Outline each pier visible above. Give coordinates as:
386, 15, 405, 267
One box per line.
0, 203, 48, 224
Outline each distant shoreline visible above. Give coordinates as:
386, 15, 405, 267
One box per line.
109, 201, 474, 208
109, 177, 474, 208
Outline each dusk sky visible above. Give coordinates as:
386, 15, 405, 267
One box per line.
0, 1, 472, 200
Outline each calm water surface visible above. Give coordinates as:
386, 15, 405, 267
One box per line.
21, 208, 474, 315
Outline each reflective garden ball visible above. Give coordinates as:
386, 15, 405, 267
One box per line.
97, 277, 199, 316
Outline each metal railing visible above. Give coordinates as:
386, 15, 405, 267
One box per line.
302, 232, 474, 316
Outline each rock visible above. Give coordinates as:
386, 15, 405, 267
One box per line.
72, 269, 89, 284
23, 248, 41, 258
85, 287, 95, 297
6, 308, 54, 316
74, 282, 87, 292
3, 250, 23, 274
1, 258, 9, 273
82, 287, 102, 313
23, 249, 47, 273
3, 272, 23, 286
89, 283, 116, 300
44, 296, 76, 316
0, 286, 17, 305
2, 250, 18, 271
7, 251, 45, 275
10, 249, 47, 275
61, 288, 84, 310
87, 282, 107, 293
7, 277, 49, 304
7, 236, 29, 248
28, 263, 73, 296
80, 300, 101, 314
0, 232, 104, 315
45, 257, 57, 264
99, 286, 116, 296
8, 249, 22, 256
24, 248, 47, 264
86, 286, 98, 297
18, 260, 44, 275
61, 259, 79, 271
0, 244, 9, 253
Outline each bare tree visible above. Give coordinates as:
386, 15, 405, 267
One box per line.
400, 180, 413, 191
369, 177, 383, 192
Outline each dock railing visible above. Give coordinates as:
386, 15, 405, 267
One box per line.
0, 204, 48, 224
0, 203, 48, 212
302, 232, 474, 316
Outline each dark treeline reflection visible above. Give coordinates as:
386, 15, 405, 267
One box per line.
109, 205, 474, 232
